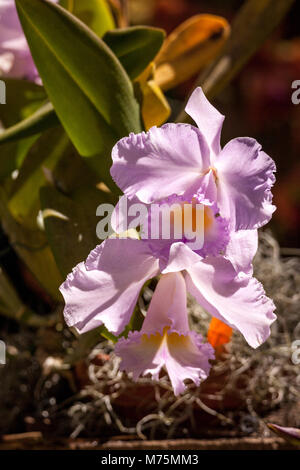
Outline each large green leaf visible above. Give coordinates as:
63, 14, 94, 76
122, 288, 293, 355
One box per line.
61, 0, 115, 37
16, 0, 142, 158
103, 26, 165, 80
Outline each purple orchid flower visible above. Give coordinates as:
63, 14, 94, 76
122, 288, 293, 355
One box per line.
0, 0, 57, 82
115, 271, 214, 396
111, 87, 276, 233
60, 238, 276, 350
110, 87, 275, 272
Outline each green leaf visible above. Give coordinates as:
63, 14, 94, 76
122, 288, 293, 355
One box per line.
61, 0, 115, 37
40, 184, 113, 278
50, 142, 101, 194
0, 102, 59, 145
0, 136, 38, 182
103, 26, 165, 80
8, 128, 69, 227
0, 79, 47, 180
0, 187, 63, 300
16, 0, 142, 158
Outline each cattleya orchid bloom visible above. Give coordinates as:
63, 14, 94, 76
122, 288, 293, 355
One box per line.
60, 238, 276, 351
115, 271, 214, 395
111, 87, 276, 233
110, 87, 275, 275
0, 0, 57, 82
